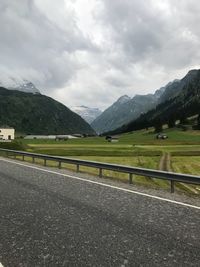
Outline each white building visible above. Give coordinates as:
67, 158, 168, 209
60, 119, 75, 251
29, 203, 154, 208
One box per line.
24, 134, 78, 140
24, 135, 56, 140
0, 127, 15, 140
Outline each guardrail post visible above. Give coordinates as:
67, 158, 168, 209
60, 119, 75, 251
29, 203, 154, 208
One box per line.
58, 161, 61, 169
99, 168, 103, 178
129, 173, 133, 184
170, 180, 175, 193
76, 164, 79, 172
0, 148, 199, 193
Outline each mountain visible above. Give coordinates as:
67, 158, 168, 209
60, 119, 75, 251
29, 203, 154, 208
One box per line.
0, 77, 40, 94
0, 87, 95, 135
71, 105, 102, 124
91, 87, 167, 134
107, 69, 200, 134
9, 80, 41, 94
116, 95, 131, 104
91, 95, 131, 133
91, 71, 199, 134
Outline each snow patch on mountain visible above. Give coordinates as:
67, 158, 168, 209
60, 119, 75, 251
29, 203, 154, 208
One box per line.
0, 77, 40, 94
71, 106, 102, 124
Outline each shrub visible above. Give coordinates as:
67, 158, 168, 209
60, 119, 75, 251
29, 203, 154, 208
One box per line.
0, 140, 27, 151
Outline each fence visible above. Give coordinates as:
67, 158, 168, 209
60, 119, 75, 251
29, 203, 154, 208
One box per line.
0, 148, 200, 193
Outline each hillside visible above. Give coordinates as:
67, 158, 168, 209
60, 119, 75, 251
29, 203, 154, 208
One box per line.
91, 85, 166, 133
107, 69, 200, 134
91, 95, 131, 133
91, 69, 200, 134
0, 87, 95, 135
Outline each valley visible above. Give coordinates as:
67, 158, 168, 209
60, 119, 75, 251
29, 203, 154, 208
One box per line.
1, 2, 200, 266
1, 69, 200, 195
13, 128, 200, 195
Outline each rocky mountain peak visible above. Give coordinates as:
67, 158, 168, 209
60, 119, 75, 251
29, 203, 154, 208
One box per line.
0, 77, 40, 94
116, 95, 131, 104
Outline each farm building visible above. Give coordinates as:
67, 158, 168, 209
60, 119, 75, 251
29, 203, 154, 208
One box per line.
0, 126, 15, 140
105, 135, 119, 142
24, 135, 78, 140
24, 135, 56, 140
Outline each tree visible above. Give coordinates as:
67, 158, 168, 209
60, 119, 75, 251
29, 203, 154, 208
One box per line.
167, 117, 176, 128
197, 113, 200, 129
154, 119, 163, 133
180, 112, 187, 124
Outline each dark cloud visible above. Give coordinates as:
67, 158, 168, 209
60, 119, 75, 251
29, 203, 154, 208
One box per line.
99, 0, 200, 69
0, 0, 94, 90
100, 1, 166, 60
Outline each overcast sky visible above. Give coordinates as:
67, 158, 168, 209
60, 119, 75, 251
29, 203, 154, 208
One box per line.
1, 0, 200, 110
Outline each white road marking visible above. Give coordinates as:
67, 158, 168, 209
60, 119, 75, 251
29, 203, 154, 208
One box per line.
0, 263, 4, 267
0, 157, 200, 210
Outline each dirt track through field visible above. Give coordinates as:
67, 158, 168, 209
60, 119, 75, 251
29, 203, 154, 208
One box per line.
159, 153, 171, 171
159, 153, 199, 194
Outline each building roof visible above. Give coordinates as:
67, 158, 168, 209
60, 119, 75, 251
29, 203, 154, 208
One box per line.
0, 126, 14, 129
108, 135, 120, 139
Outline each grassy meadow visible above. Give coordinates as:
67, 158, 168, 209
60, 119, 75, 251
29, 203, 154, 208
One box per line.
4, 127, 200, 194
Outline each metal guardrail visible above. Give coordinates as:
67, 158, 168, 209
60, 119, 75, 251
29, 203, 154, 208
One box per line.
0, 148, 200, 193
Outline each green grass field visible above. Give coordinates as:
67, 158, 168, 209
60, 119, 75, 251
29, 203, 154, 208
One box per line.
7, 128, 200, 194
172, 156, 200, 176
22, 128, 200, 145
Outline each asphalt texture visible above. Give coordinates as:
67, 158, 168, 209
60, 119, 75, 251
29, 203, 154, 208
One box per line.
0, 158, 200, 267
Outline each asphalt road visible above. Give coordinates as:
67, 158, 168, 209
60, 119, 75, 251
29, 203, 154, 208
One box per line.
0, 158, 200, 267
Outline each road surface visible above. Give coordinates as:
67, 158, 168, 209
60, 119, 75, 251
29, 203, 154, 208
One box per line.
0, 157, 200, 266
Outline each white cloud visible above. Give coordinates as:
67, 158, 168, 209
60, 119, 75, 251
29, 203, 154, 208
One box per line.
0, 0, 200, 110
